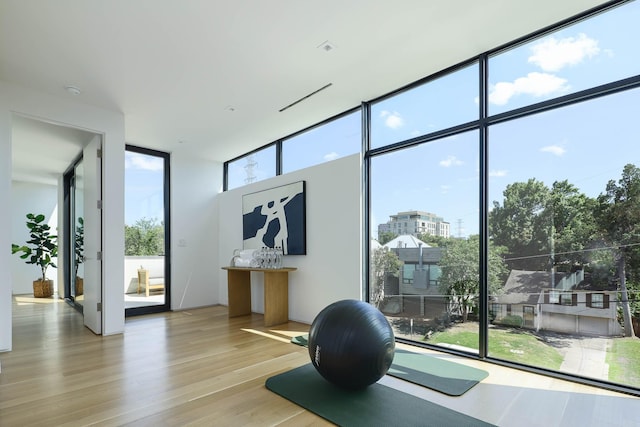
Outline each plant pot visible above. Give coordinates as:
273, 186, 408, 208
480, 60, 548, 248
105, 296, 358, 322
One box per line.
75, 277, 84, 296
33, 279, 53, 298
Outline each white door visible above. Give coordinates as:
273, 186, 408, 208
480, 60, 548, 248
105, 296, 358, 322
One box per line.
83, 136, 102, 334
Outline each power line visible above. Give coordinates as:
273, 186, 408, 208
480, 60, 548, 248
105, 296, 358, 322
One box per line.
502, 241, 640, 262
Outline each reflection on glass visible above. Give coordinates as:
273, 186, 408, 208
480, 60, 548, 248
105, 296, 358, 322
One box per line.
73, 160, 84, 306
488, 1, 640, 116
488, 88, 640, 387
370, 131, 479, 352
124, 150, 166, 309
370, 63, 478, 149
227, 145, 277, 190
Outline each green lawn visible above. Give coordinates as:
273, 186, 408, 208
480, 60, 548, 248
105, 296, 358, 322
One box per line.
428, 327, 564, 370
607, 337, 640, 385
428, 326, 640, 382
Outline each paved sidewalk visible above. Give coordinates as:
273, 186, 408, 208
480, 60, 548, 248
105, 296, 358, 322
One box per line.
557, 335, 610, 380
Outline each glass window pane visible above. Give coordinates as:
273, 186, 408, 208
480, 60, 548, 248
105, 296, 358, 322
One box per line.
227, 145, 276, 190
125, 151, 165, 226
72, 161, 84, 305
124, 149, 167, 310
488, 87, 640, 387
370, 130, 479, 352
489, 1, 640, 115
403, 264, 415, 284
370, 63, 479, 149
591, 293, 604, 308
282, 111, 361, 173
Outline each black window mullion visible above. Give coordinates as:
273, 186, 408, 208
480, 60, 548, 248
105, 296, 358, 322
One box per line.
479, 53, 489, 359
223, 161, 229, 191
275, 140, 282, 176
362, 101, 372, 303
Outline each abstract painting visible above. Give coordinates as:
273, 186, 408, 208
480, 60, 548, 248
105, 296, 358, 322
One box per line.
242, 181, 306, 255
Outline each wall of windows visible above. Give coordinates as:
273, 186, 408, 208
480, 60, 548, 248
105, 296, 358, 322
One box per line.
224, 109, 361, 190
225, 0, 640, 394
368, 0, 640, 394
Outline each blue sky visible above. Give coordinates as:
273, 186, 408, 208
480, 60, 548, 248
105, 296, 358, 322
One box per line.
124, 151, 165, 225
370, 1, 639, 238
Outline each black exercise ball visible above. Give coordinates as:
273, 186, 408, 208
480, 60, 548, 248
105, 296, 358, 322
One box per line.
308, 299, 395, 390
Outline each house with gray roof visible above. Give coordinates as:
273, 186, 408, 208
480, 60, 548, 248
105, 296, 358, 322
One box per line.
492, 269, 622, 336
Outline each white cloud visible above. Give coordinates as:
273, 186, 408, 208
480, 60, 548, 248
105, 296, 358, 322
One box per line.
323, 152, 339, 161
125, 152, 164, 171
439, 155, 463, 167
440, 185, 451, 194
489, 169, 508, 177
379, 110, 404, 129
529, 33, 600, 72
488, 72, 569, 105
540, 145, 566, 156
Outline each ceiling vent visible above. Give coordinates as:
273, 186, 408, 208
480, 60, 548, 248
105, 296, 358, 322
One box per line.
279, 83, 333, 112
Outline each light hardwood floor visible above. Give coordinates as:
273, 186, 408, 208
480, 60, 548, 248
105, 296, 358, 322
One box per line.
1, 295, 638, 426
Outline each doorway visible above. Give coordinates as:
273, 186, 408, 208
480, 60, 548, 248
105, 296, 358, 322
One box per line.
523, 305, 535, 328
124, 145, 171, 316
12, 115, 103, 334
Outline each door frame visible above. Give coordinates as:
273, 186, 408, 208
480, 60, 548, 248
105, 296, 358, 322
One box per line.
124, 145, 171, 316
62, 153, 84, 311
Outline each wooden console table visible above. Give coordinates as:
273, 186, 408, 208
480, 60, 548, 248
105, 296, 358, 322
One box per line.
222, 266, 297, 327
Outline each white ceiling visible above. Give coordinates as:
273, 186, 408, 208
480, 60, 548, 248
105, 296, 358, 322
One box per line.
1, 0, 608, 184
11, 115, 95, 185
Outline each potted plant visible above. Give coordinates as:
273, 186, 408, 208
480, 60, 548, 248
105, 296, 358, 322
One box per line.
12, 213, 58, 298
74, 217, 84, 295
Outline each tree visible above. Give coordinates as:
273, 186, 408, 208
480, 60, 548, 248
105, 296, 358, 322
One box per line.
377, 231, 397, 246
546, 180, 598, 270
438, 235, 508, 322
489, 179, 551, 271
595, 164, 640, 337
125, 217, 164, 256
417, 233, 451, 248
370, 246, 401, 308
624, 281, 640, 321
490, 178, 598, 272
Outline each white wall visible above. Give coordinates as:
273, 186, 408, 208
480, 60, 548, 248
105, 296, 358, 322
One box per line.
0, 108, 12, 350
0, 81, 126, 350
171, 151, 222, 310
10, 181, 59, 294
216, 154, 362, 324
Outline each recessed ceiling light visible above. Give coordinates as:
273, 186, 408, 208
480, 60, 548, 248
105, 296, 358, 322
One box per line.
64, 85, 81, 95
317, 40, 336, 52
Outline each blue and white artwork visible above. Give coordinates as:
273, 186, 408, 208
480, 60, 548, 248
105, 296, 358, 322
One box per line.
242, 181, 306, 255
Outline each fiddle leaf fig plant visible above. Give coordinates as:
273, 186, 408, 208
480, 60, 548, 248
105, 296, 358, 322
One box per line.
12, 213, 58, 282
74, 217, 84, 277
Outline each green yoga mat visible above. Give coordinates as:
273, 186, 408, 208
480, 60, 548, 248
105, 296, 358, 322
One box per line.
291, 335, 488, 396
266, 363, 495, 427
290, 334, 308, 346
